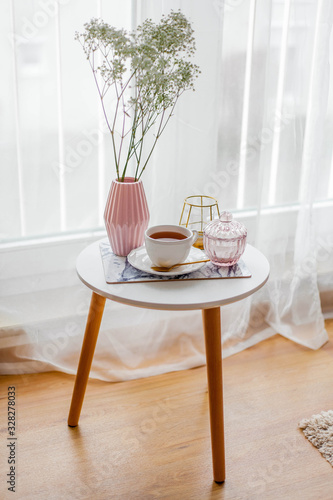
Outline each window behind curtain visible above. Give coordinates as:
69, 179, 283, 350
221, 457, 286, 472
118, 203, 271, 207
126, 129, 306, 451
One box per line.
1, 0, 132, 243
1, 0, 333, 246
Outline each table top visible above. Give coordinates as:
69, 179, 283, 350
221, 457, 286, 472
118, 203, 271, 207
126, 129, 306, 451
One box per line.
76, 239, 270, 311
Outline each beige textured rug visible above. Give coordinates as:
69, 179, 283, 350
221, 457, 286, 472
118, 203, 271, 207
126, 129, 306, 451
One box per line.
299, 410, 333, 466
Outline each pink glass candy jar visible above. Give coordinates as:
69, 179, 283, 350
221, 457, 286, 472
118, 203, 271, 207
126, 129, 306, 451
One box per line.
203, 211, 247, 267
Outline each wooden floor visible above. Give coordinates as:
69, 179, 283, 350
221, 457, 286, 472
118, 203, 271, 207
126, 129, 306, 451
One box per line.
1, 320, 333, 499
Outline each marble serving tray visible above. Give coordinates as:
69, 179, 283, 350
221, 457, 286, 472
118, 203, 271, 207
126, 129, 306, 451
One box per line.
99, 241, 252, 284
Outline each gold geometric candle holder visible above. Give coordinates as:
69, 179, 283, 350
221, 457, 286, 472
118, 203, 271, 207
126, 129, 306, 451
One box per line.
179, 195, 220, 249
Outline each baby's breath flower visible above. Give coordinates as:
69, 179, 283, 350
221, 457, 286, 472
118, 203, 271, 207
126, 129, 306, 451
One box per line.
75, 11, 200, 181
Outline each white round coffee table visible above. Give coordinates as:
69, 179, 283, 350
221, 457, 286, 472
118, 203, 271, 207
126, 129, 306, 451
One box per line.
68, 239, 270, 483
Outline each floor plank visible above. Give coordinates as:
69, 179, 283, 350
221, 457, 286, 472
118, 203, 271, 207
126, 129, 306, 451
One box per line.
1, 320, 333, 499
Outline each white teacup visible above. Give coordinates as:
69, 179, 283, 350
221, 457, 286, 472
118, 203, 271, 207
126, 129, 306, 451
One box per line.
145, 225, 198, 267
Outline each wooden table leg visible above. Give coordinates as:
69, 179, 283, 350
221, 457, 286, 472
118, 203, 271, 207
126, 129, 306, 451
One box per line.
68, 292, 106, 427
202, 307, 225, 483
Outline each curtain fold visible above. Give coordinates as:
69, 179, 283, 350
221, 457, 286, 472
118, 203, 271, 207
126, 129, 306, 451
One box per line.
1, 0, 333, 381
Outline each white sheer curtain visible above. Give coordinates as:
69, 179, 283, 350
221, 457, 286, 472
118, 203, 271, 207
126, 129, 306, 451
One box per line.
1, 0, 333, 381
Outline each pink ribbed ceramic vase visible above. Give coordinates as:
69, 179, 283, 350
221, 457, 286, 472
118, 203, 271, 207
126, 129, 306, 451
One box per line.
104, 177, 150, 256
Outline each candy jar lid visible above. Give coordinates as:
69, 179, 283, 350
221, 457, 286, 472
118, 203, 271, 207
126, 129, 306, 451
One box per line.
203, 211, 247, 240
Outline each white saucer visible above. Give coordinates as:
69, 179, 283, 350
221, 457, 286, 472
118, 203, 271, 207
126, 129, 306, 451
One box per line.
127, 245, 207, 276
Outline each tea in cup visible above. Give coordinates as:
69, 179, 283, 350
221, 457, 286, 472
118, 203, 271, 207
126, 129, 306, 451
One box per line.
145, 225, 198, 267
